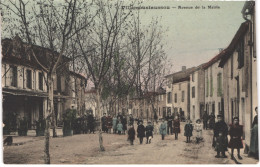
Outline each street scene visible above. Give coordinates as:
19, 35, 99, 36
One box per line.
1, 0, 259, 165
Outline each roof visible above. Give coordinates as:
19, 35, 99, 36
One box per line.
69, 71, 87, 80
2, 36, 71, 71
203, 50, 226, 69
219, 21, 250, 67
172, 76, 190, 84
2, 87, 48, 97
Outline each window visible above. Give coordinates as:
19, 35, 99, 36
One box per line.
57, 76, 61, 92
39, 72, 43, 90
231, 54, 233, 79
182, 91, 185, 102
174, 93, 177, 103
167, 92, 172, 103
217, 73, 222, 97
206, 73, 209, 97
179, 83, 181, 90
10, 66, 17, 87
26, 69, 32, 89
192, 73, 194, 82
237, 39, 244, 69
210, 75, 213, 97
192, 86, 195, 98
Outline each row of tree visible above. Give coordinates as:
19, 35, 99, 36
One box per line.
1, 0, 172, 163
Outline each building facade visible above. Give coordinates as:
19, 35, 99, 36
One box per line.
189, 65, 205, 122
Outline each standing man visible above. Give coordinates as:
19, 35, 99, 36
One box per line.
101, 113, 107, 133
145, 121, 154, 144
87, 112, 95, 134
213, 114, 228, 158
137, 120, 145, 144
228, 117, 243, 160
129, 114, 134, 126
117, 112, 123, 123
166, 111, 173, 135
202, 111, 209, 130
106, 113, 113, 133
122, 115, 127, 135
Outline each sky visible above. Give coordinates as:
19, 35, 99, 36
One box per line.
132, 0, 246, 73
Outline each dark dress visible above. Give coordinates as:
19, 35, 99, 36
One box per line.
122, 117, 127, 131
101, 116, 107, 132
215, 136, 227, 152
106, 116, 113, 129
228, 124, 243, 149
128, 127, 136, 140
184, 123, 193, 137
145, 125, 154, 137
137, 124, 146, 138
213, 121, 228, 150
129, 117, 134, 126
173, 120, 180, 133
87, 114, 95, 133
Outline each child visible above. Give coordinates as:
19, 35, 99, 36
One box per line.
194, 119, 203, 143
145, 121, 154, 144
137, 120, 145, 144
117, 120, 123, 135
173, 116, 181, 140
159, 119, 167, 140
128, 125, 135, 145
184, 119, 193, 143
215, 132, 228, 158
228, 117, 243, 160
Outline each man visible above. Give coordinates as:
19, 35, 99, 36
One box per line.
106, 113, 113, 133
129, 114, 134, 126
117, 112, 123, 122
228, 117, 243, 160
87, 112, 95, 133
213, 115, 228, 158
166, 112, 173, 135
202, 111, 209, 130
209, 113, 216, 129
101, 113, 107, 133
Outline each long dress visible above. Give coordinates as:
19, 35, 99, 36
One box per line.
112, 117, 117, 131
194, 123, 203, 139
250, 124, 258, 154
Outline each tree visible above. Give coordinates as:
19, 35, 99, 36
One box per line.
76, 0, 134, 151
1, 0, 95, 163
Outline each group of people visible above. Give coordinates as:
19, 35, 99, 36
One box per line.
202, 112, 216, 130
101, 112, 135, 135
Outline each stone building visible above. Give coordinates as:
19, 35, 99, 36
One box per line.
203, 51, 224, 119
219, 4, 256, 151
2, 36, 86, 132
189, 64, 205, 122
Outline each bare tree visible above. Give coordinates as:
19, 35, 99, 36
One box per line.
1, 0, 95, 163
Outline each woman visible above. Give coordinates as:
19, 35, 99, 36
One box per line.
194, 119, 203, 143
112, 115, 117, 134
173, 116, 180, 140
159, 119, 167, 140
137, 120, 146, 144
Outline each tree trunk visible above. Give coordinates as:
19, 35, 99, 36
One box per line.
96, 87, 105, 151
48, 74, 57, 137
44, 117, 50, 164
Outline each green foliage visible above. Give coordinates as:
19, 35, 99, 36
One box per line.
63, 109, 77, 130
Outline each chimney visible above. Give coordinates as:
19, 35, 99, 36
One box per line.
182, 66, 186, 71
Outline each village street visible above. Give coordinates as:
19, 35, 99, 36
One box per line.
3, 122, 258, 164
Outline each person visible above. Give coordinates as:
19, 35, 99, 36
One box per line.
180, 110, 185, 122
166, 112, 173, 135
117, 112, 123, 123
215, 132, 227, 158
250, 107, 258, 159
122, 115, 127, 135
117, 120, 123, 135
128, 125, 136, 145
137, 120, 145, 144
202, 111, 209, 130
101, 113, 107, 133
228, 117, 243, 160
106, 113, 113, 133
173, 116, 181, 140
184, 119, 193, 143
213, 114, 228, 158
209, 113, 216, 129
137, 117, 143, 126
159, 119, 167, 140
112, 115, 117, 134
154, 111, 158, 124
145, 121, 154, 144
194, 119, 203, 143
129, 114, 134, 126
87, 112, 95, 134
